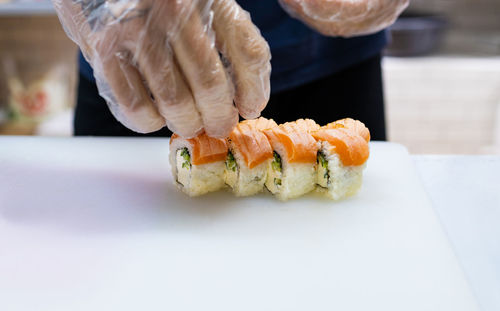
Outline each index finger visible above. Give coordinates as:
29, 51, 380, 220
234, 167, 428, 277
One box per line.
212, 0, 271, 119
96, 51, 166, 133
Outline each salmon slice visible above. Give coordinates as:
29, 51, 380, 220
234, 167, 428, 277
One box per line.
242, 117, 278, 131
263, 119, 319, 163
229, 117, 277, 169
312, 128, 370, 166
324, 118, 371, 142
294, 118, 321, 132
170, 133, 228, 165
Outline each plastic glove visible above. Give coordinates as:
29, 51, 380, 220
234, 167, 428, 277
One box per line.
52, 0, 271, 138
278, 0, 409, 37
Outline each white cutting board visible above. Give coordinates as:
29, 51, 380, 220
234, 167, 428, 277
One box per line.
0, 137, 479, 311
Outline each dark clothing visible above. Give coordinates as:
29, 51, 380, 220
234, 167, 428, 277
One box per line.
75, 54, 386, 140
79, 1, 388, 94
237, 1, 387, 93
263, 54, 386, 140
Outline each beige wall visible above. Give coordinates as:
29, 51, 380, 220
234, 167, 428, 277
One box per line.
385, 1, 500, 154
0, 15, 78, 110
384, 57, 500, 155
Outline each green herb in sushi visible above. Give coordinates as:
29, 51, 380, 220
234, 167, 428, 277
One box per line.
226, 151, 237, 172
180, 148, 191, 169
271, 151, 282, 172
317, 152, 329, 179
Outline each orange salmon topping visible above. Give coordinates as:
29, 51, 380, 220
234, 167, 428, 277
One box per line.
229, 118, 277, 169
242, 117, 278, 131
312, 128, 369, 166
294, 118, 320, 132
171, 133, 228, 165
263, 119, 319, 163
324, 118, 371, 142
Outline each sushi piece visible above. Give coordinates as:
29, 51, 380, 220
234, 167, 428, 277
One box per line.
262, 119, 320, 200
225, 117, 278, 196
169, 133, 228, 196
312, 121, 370, 200
323, 118, 371, 142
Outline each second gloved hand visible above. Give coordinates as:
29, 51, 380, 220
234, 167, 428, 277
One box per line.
278, 0, 409, 37
53, 0, 271, 138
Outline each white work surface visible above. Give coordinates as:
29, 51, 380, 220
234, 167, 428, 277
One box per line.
0, 137, 483, 310
413, 156, 500, 311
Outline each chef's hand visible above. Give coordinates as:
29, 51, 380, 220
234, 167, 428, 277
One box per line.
278, 0, 409, 37
52, 0, 271, 138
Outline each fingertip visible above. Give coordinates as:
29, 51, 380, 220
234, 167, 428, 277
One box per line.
113, 104, 167, 134
238, 108, 261, 120
203, 110, 239, 138
166, 121, 204, 139
234, 82, 270, 120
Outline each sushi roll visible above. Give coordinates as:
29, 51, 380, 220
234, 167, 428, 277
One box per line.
169, 133, 228, 196
225, 117, 278, 196
262, 119, 320, 200
312, 119, 370, 200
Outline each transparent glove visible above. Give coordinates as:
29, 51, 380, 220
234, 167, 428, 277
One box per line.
52, 0, 271, 138
278, 0, 409, 37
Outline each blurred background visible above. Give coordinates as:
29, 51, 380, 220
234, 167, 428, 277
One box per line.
0, 0, 499, 154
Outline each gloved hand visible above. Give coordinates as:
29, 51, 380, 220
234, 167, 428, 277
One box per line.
52, 0, 271, 138
278, 0, 409, 37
